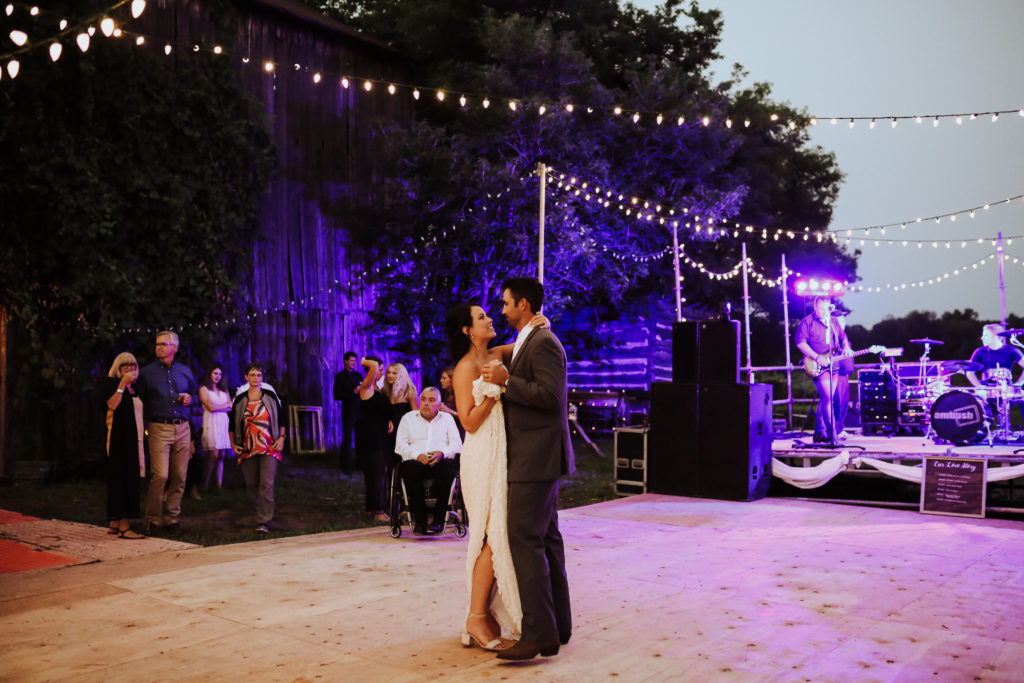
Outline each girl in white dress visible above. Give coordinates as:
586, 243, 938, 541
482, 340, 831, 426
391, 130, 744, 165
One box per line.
446, 303, 547, 650
199, 365, 233, 491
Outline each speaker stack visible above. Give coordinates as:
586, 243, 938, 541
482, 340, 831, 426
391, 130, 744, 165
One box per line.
648, 320, 773, 502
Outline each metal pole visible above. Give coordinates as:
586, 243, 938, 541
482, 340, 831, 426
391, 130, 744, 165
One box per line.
741, 242, 753, 383
537, 163, 546, 284
781, 254, 793, 429
997, 231, 1007, 327
672, 222, 682, 322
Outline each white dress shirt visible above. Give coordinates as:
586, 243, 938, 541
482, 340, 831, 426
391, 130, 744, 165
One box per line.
394, 410, 463, 461
511, 324, 534, 362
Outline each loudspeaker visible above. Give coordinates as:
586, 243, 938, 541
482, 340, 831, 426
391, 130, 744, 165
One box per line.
697, 383, 773, 501
647, 382, 699, 496
672, 320, 740, 384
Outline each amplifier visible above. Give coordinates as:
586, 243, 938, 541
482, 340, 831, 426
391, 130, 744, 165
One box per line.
859, 368, 899, 435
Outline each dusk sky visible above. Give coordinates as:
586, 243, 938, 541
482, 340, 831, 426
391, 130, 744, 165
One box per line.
637, 0, 1024, 326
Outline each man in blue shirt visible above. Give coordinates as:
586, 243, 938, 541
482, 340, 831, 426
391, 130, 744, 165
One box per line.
135, 330, 198, 534
967, 324, 1024, 387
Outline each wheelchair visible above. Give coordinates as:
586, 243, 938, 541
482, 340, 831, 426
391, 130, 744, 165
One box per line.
388, 453, 467, 539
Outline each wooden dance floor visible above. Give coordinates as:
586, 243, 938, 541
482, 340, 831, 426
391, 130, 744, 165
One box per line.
2, 494, 1022, 681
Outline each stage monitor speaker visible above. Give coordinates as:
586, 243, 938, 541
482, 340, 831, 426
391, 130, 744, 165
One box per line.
697, 383, 773, 501
647, 382, 699, 496
672, 320, 740, 385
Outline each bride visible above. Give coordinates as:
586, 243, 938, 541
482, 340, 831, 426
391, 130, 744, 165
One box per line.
445, 302, 547, 650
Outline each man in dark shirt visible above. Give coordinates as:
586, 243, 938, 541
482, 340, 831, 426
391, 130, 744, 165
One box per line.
967, 324, 1024, 387
333, 351, 363, 473
795, 296, 851, 443
135, 330, 198, 533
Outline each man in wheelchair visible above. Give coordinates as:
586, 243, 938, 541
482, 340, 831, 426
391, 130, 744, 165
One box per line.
394, 387, 463, 535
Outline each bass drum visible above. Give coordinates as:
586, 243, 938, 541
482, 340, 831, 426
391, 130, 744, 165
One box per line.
930, 390, 990, 445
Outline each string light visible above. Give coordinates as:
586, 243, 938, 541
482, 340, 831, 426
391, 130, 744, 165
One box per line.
833, 193, 1024, 237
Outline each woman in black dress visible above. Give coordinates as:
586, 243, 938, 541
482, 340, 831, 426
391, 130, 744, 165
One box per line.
102, 352, 146, 539
355, 356, 391, 521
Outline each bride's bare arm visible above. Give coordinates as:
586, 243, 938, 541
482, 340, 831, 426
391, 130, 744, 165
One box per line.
492, 313, 551, 354
453, 361, 495, 434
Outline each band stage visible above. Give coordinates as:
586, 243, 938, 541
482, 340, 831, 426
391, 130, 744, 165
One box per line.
772, 433, 1024, 512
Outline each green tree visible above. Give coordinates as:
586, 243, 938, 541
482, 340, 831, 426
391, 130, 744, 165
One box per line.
321, 0, 853, 372
0, 4, 275, 463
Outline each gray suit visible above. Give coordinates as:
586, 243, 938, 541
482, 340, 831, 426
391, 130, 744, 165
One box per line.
503, 326, 575, 644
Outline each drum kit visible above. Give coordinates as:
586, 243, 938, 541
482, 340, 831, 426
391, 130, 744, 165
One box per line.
890, 330, 1024, 446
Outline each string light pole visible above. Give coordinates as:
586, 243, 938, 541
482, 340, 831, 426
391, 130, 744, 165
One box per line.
741, 242, 753, 382
780, 254, 794, 429
537, 163, 547, 284
672, 221, 682, 322
997, 232, 1007, 326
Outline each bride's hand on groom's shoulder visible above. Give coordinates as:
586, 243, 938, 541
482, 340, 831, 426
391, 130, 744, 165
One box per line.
529, 314, 551, 329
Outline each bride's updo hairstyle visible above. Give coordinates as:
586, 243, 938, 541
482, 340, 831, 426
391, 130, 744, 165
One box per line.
445, 302, 477, 360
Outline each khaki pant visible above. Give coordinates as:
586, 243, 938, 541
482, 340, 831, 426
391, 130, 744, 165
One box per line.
145, 421, 191, 526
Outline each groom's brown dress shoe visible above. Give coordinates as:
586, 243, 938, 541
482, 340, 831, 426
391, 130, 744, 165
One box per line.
495, 639, 559, 660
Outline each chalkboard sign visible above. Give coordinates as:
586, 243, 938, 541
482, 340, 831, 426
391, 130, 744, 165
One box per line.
920, 456, 987, 518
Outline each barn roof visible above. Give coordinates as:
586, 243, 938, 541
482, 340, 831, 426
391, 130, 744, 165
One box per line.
250, 0, 405, 57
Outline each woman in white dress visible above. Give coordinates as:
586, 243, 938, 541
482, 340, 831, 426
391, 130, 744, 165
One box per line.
445, 302, 547, 650
199, 365, 233, 491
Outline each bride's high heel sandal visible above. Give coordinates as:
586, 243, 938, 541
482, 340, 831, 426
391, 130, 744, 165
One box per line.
461, 613, 507, 651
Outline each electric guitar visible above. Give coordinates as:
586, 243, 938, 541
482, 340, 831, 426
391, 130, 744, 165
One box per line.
803, 345, 886, 378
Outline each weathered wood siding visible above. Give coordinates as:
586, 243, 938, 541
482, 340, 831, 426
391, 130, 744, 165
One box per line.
137, 0, 412, 450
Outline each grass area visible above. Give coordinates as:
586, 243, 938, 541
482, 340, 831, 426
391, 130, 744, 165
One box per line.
0, 434, 618, 547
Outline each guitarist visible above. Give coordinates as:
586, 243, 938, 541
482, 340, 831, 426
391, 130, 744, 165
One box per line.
795, 296, 852, 443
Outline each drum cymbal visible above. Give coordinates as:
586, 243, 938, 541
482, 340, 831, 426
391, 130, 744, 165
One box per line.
910, 338, 945, 345
940, 360, 984, 373
997, 328, 1024, 337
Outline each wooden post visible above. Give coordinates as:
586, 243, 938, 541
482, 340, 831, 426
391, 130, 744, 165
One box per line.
0, 306, 6, 479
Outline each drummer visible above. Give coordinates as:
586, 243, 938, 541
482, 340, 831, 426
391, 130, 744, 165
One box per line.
966, 324, 1024, 387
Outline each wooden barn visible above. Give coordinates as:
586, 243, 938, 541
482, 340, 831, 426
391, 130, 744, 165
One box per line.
133, 0, 414, 453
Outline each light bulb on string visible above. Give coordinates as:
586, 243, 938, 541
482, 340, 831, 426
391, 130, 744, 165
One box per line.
132, 0, 147, 18
9, 30, 27, 46
6, 59, 18, 78
412, 89, 420, 99
263, 61, 273, 72
482, 98, 490, 108
100, 18, 115, 37
49, 41, 62, 61
4, 5, 11, 16
933, 116, 939, 127
77, 33, 90, 52
363, 80, 372, 91
213, 45, 222, 54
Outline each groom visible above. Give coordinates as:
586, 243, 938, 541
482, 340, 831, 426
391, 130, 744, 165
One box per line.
482, 276, 575, 660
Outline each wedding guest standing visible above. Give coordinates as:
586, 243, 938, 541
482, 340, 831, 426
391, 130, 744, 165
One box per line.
231, 362, 286, 533
199, 365, 233, 491
101, 352, 145, 539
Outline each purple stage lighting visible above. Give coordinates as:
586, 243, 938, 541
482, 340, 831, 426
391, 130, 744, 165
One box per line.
794, 278, 845, 297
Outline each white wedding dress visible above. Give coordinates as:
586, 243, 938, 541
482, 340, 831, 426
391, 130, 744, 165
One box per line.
461, 377, 522, 637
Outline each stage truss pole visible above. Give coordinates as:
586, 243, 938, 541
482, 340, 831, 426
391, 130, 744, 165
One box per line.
672, 222, 682, 322
537, 163, 547, 284
741, 242, 753, 383
997, 231, 1007, 326
781, 254, 793, 429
